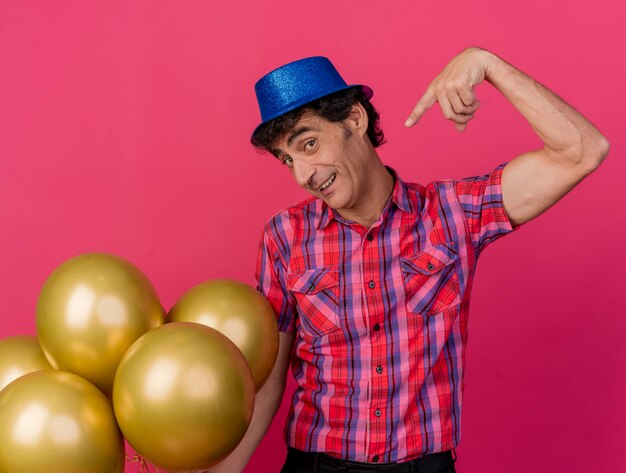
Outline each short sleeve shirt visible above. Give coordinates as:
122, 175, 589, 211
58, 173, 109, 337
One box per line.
256, 162, 519, 463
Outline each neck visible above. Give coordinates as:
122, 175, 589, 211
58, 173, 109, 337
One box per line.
337, 157, 395, 228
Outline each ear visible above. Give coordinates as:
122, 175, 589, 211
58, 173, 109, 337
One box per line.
346, 102, 369, 137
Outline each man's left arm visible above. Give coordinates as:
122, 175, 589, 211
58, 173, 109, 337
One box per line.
405, 47, 610, 227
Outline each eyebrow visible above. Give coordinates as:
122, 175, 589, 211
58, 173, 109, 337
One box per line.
271, 126, 318, 157
287, 126, 316, 146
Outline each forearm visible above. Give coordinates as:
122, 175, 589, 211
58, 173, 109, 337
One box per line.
206, 377, 286, 472
204, 330, 294, 473
483, 49, 609, 167
405, 46, 610, 225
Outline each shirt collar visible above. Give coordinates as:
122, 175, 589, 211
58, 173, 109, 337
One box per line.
388, 167, 415, 214
315, 167, 416, 230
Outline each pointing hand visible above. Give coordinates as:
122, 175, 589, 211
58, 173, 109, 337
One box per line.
405, 47, 493, 132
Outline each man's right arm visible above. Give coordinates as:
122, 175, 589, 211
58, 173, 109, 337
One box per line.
208, 330, 295, 473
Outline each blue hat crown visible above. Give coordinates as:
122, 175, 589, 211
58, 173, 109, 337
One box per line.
253, 56, 373, 133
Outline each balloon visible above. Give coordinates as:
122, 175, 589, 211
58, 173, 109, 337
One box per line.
0, 335, 53, 392
113, 322, 255, 471
168, 279, 278, 390
36, 253, 165, 396
0, 370, 124, 473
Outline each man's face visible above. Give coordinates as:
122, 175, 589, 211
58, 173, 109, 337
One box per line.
271, 109, 373, 213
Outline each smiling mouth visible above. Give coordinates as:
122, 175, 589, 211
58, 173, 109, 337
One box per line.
319, 174, 336, 191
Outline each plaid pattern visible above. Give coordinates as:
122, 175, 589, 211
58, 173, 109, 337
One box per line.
256, 163, 519, 463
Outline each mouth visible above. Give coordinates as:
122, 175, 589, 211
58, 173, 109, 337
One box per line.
318, 174, 336, 193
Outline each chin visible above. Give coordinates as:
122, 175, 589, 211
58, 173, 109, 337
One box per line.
322, 195, 348, 210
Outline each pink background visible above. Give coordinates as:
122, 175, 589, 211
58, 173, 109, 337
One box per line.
1, 1, 624, 472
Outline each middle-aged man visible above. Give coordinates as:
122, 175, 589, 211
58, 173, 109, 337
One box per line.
209, 47, 609, 472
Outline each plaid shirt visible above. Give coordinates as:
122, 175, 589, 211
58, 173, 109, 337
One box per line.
256, 163, 519, 463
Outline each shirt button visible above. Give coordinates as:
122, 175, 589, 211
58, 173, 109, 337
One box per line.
367, 234, 374, 241
372, 455, 379, 463
374, 409, 382, 417
427, 262, 435, 271
373, 323, 381, 332
376, 365, 383, 374
368, 280, 376, 289
308, 282, 316, 291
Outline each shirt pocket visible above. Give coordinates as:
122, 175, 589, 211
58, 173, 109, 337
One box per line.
399, 245, 461, 316
287, 268, 341, 338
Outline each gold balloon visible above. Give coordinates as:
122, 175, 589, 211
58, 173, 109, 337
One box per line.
168, 279, 278, 390
0, 370, 124, 473
113, 322, 255, 472
36, 253, 165, 396
0, 335, 53, 392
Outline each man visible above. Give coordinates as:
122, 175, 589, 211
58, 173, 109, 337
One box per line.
212, 47, 609, 472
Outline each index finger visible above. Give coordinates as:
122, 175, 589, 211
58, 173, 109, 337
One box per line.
405, 87, 438, 127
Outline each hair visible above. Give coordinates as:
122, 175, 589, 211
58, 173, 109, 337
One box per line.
251, 86, 385, 153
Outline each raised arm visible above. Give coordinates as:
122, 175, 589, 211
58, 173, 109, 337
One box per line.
405, 47, 610, 226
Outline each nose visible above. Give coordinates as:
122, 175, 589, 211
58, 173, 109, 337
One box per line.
292, 158, 315, 188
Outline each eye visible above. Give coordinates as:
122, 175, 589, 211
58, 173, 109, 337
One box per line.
304, 139, 316, 151
282, 156, 293, 167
